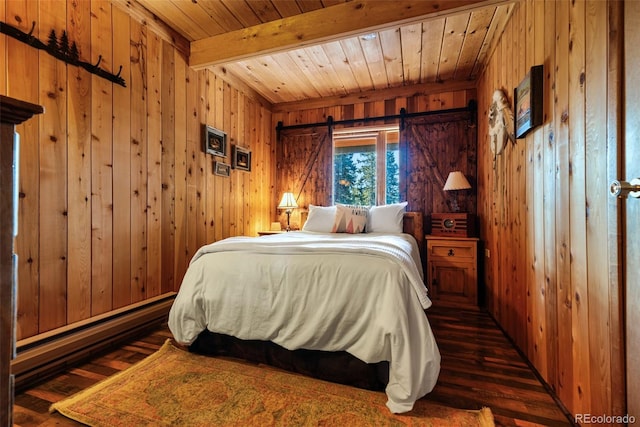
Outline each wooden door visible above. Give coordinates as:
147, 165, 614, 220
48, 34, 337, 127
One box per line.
430, 261, 475, 305
624, 1, 640, 417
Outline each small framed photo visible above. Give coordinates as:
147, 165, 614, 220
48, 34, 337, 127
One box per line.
232, 145, 251, 172
203, 125, 227, 157
514, 65, 543, 139
214, 161, 231, 177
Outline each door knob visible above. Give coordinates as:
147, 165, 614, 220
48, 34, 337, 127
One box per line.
610, 178, 640, 198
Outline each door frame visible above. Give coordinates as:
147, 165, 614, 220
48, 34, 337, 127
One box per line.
621, 0, 640, 417
598, 0, 627, 417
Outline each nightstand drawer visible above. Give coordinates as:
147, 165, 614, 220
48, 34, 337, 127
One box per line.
428, 242, 475, 259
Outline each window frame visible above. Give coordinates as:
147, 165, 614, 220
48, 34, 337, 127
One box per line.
332, 125, 400, 205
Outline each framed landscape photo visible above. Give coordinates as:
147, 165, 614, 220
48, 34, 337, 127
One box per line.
203, 125, 227, 157
232, 145, 251, 172
514, 65, 543, 139
214, 161, 231, 177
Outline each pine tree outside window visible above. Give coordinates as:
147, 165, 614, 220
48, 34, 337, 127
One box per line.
333, 126, 400, 206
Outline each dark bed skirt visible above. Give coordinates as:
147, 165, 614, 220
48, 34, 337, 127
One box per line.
189, 330, 389, 391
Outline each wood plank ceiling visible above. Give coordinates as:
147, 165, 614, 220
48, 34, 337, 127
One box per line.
118, 0, 516, 105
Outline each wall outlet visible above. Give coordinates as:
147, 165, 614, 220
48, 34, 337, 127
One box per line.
485, 248, 490, 258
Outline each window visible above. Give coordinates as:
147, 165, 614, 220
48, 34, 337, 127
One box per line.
333, 126, 400, 205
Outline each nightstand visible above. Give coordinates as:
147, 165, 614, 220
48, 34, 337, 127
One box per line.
257, 230, 285, 236
425, 236, 479, 309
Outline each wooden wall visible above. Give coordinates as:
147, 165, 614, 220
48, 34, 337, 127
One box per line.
0, 0, 274, 341
272, 87, 477, 228
476, 0, 624, 419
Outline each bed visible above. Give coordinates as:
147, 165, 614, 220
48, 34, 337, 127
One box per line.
168, 207, 441, 414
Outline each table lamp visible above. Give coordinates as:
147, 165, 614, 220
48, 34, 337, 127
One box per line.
278, 192, 298, 231
443, 171, 471, 212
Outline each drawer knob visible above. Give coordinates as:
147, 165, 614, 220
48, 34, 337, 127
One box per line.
447, 248, 455, 256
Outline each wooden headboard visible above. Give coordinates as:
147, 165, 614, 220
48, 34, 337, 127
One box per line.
403, 212, 424, 246
404, 212, 426, 268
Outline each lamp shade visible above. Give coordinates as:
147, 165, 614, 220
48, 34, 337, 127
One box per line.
443, 171, 471, 191
278, 192, 298, 209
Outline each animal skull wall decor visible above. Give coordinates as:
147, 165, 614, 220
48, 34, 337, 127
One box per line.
488, 89, 515, 160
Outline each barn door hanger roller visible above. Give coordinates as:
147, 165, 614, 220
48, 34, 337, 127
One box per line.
610, 178, 640, 198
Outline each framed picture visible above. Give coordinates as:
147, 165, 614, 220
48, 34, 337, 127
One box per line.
214, 161, 231, 177
514, 64, 543, 139
203, 125, 227, 157
232, 145, 251, 172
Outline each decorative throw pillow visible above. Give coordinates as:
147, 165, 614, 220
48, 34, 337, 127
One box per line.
332, 204, 369, 233
368, 202, 408, 233
302, 205, 337, 232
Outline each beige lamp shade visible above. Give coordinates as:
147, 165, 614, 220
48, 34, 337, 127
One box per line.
443, 171, 472, 191
278, 192, 298, 210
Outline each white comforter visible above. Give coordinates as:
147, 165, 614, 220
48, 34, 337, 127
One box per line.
168, 231, 441, 413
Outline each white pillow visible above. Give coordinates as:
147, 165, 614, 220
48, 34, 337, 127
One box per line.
368, 202, 408, 233
302, 205, 337, 232
333, 204, 369, 234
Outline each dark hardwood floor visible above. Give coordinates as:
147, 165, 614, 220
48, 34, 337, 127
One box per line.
12, 306, 573, 426
426, 306, 573, 426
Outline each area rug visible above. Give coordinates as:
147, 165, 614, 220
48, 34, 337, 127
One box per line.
50, 339, 494, 426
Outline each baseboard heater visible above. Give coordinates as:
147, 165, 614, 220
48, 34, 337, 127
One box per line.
11, 292, 176, 391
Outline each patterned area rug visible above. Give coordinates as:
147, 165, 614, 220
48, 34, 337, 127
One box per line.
50, 339, 494, 426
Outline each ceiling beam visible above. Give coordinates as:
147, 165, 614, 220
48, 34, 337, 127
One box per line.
190, 0, 510, 69
271, 79, 477, 113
